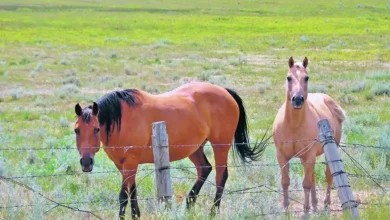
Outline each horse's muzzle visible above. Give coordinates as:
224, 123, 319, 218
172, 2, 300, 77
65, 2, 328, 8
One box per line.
292, 95, 304, 109
80, 157, 94, 172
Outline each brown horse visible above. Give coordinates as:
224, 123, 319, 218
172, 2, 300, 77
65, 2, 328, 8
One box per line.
272, 57, 346, 213
73, 81, 267, 219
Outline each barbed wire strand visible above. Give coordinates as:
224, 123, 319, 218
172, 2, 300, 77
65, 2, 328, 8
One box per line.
339, 147, 387, 193
0, 138, 317, 151
0, 176, 103, 220
1, 162, 329, 180
340, 143, 390, 151
1, 140, 389, 152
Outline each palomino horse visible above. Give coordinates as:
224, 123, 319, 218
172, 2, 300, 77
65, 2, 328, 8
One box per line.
272, 57, 346, 213
73, 81, 267, 219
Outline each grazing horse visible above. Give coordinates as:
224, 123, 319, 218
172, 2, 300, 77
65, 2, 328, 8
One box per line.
73, 81, 267, 219
272, 57, 346, 213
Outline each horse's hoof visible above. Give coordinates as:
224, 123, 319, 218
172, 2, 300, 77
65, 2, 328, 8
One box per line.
186, 198, 196, 209
303, 205, 310, 213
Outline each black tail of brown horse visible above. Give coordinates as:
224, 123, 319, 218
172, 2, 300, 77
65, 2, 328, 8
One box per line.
225, 88, 270, 163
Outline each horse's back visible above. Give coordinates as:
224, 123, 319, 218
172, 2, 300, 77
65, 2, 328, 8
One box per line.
308, 93, 345, 123
171, 82, 240, 137
152, 81, 239, 143
308, 93, 345, 143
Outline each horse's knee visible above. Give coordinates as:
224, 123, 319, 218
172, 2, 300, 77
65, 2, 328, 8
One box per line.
302, 177, 313, 190
302, 183, 312, 190
281, 175, 290, 186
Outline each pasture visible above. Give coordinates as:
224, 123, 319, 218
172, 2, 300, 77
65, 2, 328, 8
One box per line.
0, 0, 390, 219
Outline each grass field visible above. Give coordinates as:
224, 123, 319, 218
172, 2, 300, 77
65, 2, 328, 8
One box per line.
0, 0, 390, 219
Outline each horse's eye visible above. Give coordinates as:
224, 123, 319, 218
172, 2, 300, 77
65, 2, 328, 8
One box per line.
287, 76, 292, 82
94, 128, 100, 133
74, 129, 80, 134
304, 76, 309, 82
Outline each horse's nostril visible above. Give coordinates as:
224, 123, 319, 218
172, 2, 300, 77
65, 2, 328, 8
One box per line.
292, 97, 296, 102
81, 157, 93, 166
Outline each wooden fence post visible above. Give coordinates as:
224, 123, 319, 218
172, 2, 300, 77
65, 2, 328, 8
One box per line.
318, 119, 359, 219
152, 121, 173, 205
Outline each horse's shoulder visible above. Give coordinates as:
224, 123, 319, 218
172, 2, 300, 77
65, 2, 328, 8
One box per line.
273, 102, 287, 127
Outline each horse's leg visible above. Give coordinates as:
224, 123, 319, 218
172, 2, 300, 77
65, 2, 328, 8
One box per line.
301, 158, 318, 211
324, 164, 333, 208
119, 164, 140, 220
277, 151, 290, 210
186, 144, 212, 209
301, 157, 316, 213
311, 165, 318, 211
210, 143, 230, 216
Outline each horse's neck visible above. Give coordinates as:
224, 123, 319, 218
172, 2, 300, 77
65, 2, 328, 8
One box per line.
284, 102, 307, 129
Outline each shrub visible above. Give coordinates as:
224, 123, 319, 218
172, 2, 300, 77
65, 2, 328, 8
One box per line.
59, 59, 69, 65
229, 56, 247, 66
56, 84, 80, 99
209, 75, 228, 87
64, 69, 77, 76
300, 35, 311, 42
339, 93, 358, 105
309, 84, 326, 93
110, 51, 117, 58
10, 88, 25, 100
125, 66, 137, 75
60, 117, 69, 128
62, 76, 81, 86
372, 83, 390, 96
34, 96, 47, 107
350, 82, 366, 93
367, 71, 390, 80
257, 84, 267, 94
151, 38, 169, 49
197, 71, 211, 81
19, 57, 31, 65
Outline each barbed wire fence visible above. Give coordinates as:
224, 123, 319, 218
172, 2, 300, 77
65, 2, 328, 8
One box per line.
1, 138, 390, 218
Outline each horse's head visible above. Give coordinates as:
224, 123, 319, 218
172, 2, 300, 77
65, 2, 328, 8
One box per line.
286, 56, 309, 109
74, 102, 101, 172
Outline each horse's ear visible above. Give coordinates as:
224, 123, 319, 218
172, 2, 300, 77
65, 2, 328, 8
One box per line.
303, 56, 308, 68
288, 56, 294, 68
92, 102, 99, 116
75, 103, 82, 116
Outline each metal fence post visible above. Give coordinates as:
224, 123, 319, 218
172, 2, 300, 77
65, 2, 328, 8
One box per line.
318, 119, 359, 219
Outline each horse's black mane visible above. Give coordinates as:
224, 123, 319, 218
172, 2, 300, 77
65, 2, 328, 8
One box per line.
82, 89, 140, 143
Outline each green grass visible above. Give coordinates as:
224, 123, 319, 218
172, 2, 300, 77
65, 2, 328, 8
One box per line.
0, 0, 390, 219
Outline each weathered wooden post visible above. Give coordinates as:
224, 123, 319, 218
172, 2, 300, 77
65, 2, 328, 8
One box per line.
152, 121, 173, 205
318, 119, 359, 219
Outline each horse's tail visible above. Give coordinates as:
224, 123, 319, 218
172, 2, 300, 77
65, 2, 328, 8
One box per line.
327, 98, 347, 122
225, 88, 270, 163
